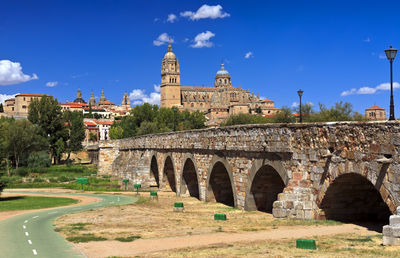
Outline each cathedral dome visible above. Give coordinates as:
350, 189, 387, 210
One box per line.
164, 51, 176, 59
216, 63, 229, 75
163, 41, 176, 59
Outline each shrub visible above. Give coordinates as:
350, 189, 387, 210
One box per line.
27, 151, 51, 172
16, 167, 29, 177
33, 178, 45, 183
0, 177, 9, 195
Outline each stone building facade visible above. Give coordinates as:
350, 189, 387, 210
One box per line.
365, 105, 386, 120
3, 93, 46, 119
160, 42, 279, 125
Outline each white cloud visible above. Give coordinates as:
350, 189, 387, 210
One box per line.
0, 93, 17, 104
154, 84, 160, 92
191, 31, 215, 48
244, 52, 253, 59
167, 14, 177, 23
180, 4, 230, 20
292, 101, 313, 108
379, 54, 387, 59
153, 33, 174, 46
154, 18, 159, 22
46, 81, 58, 87
129, 87, 160, 106
341, 82, 400, 96
0, 60, 38, 86
363, 37, 371, 42
71, 72, 88, 79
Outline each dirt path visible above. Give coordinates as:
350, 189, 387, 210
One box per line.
77, 223, 375, 257
0, 191, 100, 221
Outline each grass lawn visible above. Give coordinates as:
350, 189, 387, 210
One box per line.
0, 196, 78, 211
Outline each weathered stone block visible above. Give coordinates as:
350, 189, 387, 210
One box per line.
390, 215, 400, 226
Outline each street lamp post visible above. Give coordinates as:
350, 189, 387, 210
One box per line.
297, 89, 304, 123
385, 45, 398, 121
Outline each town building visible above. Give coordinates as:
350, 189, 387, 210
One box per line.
365, 105, 386, 120
160, 41, 279, 125
3, 93, 46, 119
83, 119, 113, 145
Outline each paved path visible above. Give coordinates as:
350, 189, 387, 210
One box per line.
0, 191, 136, 258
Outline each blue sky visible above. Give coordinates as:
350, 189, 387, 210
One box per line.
1, 0, 400, 114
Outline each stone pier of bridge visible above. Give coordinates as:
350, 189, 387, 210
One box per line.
93, 121, 400, 221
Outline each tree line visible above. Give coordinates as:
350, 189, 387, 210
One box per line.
110, 103, 207, 139
221, 101, 367, 126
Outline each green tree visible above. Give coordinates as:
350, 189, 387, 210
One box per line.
0, 103, 4, 113
63, 111, 85, 161
109, 126, 124, 139
136, 121, 160, 136
185, 110, 206, 130
0, 175, 8, 196
0, 117, 12, 176
89, 133, 98, 142
311, 101, 358, 122
155, 108, 174, 129
88, 103, 93, 118
271, 106, 295, 123
28, 95, 68, 164
130, 103, 159, 127
7, 120, 47, 171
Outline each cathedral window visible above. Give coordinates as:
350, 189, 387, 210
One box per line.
191, 103, 194, 107
225, 79, 227, 84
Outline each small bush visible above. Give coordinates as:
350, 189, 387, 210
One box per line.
0, 177, 9, 194
66, 234, 107, 243
58, 175, 74, 182
16, 167, 29, 177
115, 235, 141, 242
27, 151, 51, 172
33, 178, 45, 183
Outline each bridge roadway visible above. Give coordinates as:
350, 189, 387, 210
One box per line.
0, 191, 136, 258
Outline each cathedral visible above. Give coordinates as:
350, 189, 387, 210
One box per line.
160, 42, 279, 125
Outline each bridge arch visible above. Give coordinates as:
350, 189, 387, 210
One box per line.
180, 154, 200, 199
206, 156, 237, 207
150, 154, 160, 188
245, 159, 288, 212
162, 154, 176, 192
318, 172, 392, 225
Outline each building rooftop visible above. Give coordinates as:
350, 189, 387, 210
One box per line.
366, 105, 385, 110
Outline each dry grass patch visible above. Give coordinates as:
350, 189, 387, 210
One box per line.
54, 191, 341, 241
148, 233, 400, 257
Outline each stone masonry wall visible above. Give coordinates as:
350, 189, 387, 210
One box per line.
98, 121, 400, 219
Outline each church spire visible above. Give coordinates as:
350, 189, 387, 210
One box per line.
168, 38, 172, 52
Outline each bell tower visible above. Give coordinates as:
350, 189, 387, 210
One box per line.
160, 40, 181, 108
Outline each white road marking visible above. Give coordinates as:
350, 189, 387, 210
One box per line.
32, 249, 37, 255
23, 225, 26, 229
48, 211, 57, 214
24, 220, 28, 223
25, 232, 29, 236
28, 240, 32, 245
32, 216, 39, 219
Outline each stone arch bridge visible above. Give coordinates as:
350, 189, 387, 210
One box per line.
94, 122, 400, 221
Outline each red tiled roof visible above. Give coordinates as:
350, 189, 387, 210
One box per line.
83, 108, 106, 111
366, 105, 384, 110
94, 121, 113, 125
261, 98, 273, 103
